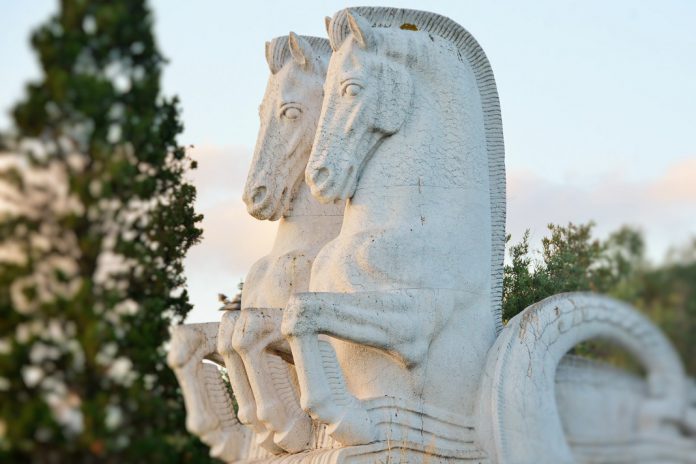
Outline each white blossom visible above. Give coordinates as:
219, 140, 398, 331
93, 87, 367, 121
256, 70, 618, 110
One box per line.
105, 404, 123, 429
21, 365, 43, 388
106, 356, 136, 386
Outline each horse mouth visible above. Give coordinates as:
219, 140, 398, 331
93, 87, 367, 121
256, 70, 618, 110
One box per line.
310, 165, 356, 203
247, 186, 289, 221
270, 187, 290, 220
308, 135, 383, 202
247, 198, 273, 220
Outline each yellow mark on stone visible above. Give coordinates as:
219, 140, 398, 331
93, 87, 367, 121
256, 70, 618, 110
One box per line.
400, 23, 418, 31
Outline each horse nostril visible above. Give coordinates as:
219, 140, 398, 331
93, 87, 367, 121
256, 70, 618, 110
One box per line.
314, 167, 330, 185
252, 186, 267, 205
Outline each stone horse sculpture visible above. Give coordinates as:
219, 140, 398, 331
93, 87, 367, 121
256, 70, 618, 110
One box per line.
220, 32, 346, 454
219, 33, 344, 451
168, 7, 696, 463
169, 34, 344, 459
282, 7, 505, 456
167, 322, 268, 462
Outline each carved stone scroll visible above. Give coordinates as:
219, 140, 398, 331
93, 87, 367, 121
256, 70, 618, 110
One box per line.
479, 293, 696, 463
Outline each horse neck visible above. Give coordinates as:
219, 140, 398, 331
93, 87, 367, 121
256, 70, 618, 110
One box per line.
341, 56, 491, 251
272, 181, 343, 255
358, 62, 487, 195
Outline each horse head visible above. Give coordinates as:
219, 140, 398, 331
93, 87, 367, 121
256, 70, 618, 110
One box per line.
243, 34, 331, 220
306, 11, 414, 202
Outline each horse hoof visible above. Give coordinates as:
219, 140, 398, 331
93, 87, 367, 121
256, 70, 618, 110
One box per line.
273, 414, 313, 453
326, 406, 377, 445
255, 428, 284, 455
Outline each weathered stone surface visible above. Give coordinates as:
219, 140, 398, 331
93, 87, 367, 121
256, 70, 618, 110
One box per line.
283, 7, 505, 452
479, 293, 696, 463
167, 322, 270, 462
223, 33, 346, 455
168, 7, 696, 463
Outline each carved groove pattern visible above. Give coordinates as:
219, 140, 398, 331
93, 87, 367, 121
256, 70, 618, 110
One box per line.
318, 340, 358, 409
201, 362, 239, 430
250, 441, 488, 463
267, 352, 306, 422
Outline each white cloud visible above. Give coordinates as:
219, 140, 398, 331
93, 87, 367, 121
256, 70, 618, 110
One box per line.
507, 157, 696, 261
183, 145, 696, 323
186, 144, 253, 210
184, 145, 277, 323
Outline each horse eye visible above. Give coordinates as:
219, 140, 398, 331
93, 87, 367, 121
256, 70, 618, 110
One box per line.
343, 83, 362, 97
282, 107, 301, 120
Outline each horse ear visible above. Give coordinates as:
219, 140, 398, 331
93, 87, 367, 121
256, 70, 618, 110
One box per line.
324, 16, 331, 36
375, 62, 413, 134
288, 32, 313, 68
265, 40, 279, 74
346, 10, 373, 49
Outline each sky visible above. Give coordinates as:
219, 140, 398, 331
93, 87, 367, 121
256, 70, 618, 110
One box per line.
1, 1, 695, 323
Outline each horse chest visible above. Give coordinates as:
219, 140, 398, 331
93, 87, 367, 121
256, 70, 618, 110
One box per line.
242, 251, 314, 309
309, 228, 435, 292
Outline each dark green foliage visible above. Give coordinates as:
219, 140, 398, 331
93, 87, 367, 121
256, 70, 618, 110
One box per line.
631, 241, 696, 375
503, 223, 641, 321
0, 0, 209, 462
504, 223, 695, 375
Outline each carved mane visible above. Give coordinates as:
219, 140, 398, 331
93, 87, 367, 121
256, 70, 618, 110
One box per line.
328, 7, 507, 333
265, 35, 333, 74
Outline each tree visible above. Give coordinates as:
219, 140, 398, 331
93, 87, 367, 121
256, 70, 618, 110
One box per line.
632, 240, 696, 376
0, 1, 208, 462
504, 222, 695, 376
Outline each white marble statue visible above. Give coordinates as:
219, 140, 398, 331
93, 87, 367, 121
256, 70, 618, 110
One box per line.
219, 34, 343, 451
169, 7, 696, 463
222, 32, 345, 454
167, 322, 268, 462
281, 7, 505, 456
169, 33, 345, 460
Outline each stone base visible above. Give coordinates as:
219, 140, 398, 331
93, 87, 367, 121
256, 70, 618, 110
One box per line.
247, 441, 489, 464
571, 434, 696, 464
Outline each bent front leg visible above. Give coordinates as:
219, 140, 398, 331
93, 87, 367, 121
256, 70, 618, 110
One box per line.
284, 289, 452, 368
167, 322, 252, 462
281, 289, 457, 446
232, 308, 312, 453
282, 324, 376, 446
218, 310, 282, 454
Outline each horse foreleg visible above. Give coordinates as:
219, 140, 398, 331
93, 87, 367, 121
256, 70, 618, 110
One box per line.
232, 308, 312, 452
284, 289, 452, 368
281, 289, 457, 445
167, 322, 253, 462
218, 310, 282, 454
283, 327, 376, 446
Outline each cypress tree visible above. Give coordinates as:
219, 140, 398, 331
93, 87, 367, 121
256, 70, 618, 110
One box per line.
0, 0, 209, 461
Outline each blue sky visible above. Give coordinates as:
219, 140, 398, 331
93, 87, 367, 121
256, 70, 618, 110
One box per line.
2, 1, 695, 322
